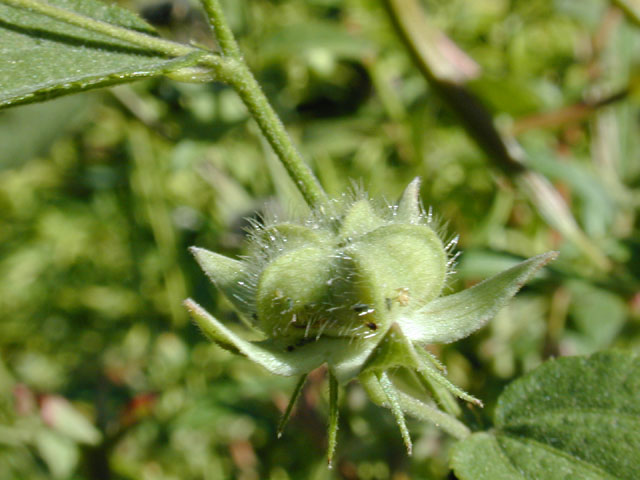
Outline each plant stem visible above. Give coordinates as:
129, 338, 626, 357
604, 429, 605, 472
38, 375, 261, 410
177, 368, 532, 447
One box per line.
198, 0, 329, 210
222, 61, 329, 209
200, 0, 241, 58
359, 370, 471, 441
327, 372, 339, 468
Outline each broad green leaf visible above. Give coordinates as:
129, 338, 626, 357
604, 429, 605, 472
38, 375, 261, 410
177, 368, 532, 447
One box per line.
401, 251, 557, 344
0, 0, 201, 108
452, 351, 640, 480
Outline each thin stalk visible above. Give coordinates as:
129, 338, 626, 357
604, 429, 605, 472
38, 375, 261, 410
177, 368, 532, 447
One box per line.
223, 62, 328, 209
198, 0, 329, 210
277, 373, 308, 438
418, 366, 482, 407
200, 0, 241, 58
327, 372, 339, 468
415, 350, 482, 406
396, 388, 470, 440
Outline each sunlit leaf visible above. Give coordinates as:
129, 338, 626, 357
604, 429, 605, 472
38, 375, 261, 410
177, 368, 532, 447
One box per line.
452, 351, 640, 480
0, 0, 200, 108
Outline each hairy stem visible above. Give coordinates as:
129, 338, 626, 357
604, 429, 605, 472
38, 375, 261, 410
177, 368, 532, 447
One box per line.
222, 60, 329, 209
327, 372, 339, 468
360, 371, 471, 441
200, 1, 329, 210
200, 0, 241, 58
613, 0, 640, 27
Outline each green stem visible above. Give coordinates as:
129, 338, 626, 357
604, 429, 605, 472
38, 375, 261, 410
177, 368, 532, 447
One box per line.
200, 0, 241, 58
199, 1, 329, 210
327, 372, 339, 468
223, 61, 328, 209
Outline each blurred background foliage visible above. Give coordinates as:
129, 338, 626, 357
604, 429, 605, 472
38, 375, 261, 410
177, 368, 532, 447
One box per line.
1, 0, 639, 478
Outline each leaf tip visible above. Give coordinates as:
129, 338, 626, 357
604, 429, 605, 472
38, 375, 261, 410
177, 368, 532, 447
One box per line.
539, 250, 559, 265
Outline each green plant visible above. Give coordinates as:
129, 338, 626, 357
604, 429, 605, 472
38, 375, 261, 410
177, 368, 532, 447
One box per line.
1, 0, 638, 478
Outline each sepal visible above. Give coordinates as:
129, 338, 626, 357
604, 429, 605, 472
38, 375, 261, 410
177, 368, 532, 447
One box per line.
400, 251, 558, 344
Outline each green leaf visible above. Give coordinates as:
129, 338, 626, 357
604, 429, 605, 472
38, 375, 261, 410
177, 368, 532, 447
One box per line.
0, 0, 200, 108
452, 351, 640, 480
401, 251, 557, 344
566, 280, 627, 353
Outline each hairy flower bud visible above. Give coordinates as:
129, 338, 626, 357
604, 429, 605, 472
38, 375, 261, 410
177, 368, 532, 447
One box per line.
185, 178, 557, 462
253, 197, 447, 343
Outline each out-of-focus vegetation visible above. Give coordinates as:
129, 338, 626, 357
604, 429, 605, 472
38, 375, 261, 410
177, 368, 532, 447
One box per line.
1, 0, 639, 478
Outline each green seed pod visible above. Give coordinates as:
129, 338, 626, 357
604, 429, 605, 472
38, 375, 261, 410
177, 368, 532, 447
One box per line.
185, 178, 557, 464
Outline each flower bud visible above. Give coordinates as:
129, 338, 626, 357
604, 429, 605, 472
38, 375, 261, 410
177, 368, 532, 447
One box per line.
251, 191, 447, 343
186, 178, 557, 462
